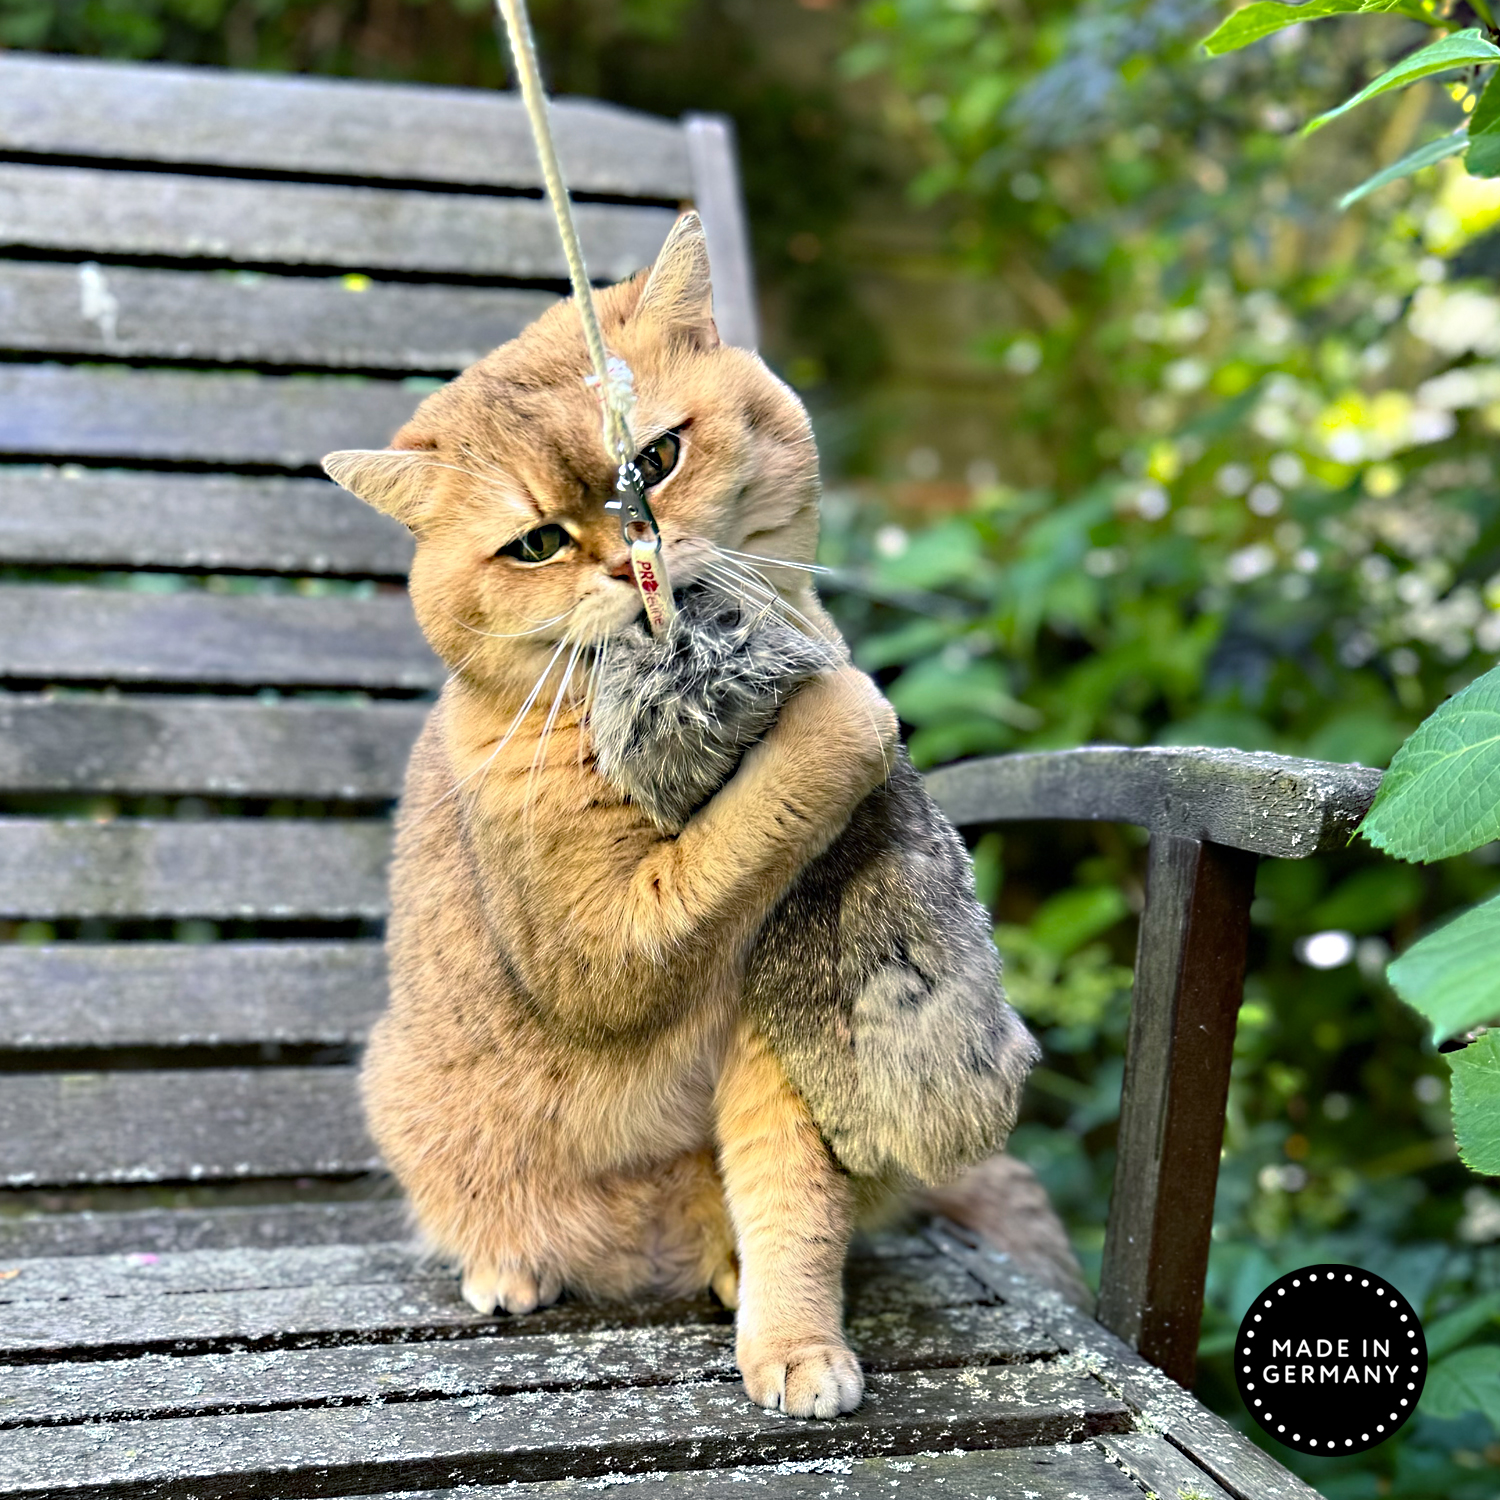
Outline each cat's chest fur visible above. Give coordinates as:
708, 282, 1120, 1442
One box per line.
375, 692, 740, 1174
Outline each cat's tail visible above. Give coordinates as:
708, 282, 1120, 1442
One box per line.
919, 1152, 1095, 1313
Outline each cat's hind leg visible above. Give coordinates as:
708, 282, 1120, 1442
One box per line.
715, 1019, 862, 1419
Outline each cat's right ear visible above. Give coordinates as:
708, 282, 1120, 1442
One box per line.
322, 449, 432, 529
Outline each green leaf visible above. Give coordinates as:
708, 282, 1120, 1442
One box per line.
1469, 73, 1500, 176
1361, 664, 1500, 862
1202, 1, 1424, 57
1305, 30, 1500, 136
1426, 1289, 1500, 1360
1421, 1345, 1500, 1423
1030, 885, 1131, 959
1339, 131, 1470, 208
1446, 1030, 1500, 1176
1389, 893, 1500, 1045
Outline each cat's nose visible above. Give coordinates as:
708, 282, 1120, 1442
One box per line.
604, 551, 633, 580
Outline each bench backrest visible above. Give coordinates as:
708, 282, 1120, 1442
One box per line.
0, 53, 755, 1200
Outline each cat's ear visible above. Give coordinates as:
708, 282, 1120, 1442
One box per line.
322, 448, 432, 529
634, 211, 719, 350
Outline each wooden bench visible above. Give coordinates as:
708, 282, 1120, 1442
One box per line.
0, 52, 1366, 1499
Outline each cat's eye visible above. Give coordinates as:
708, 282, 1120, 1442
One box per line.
634, 431, 681, 488
497, 524, 570, 563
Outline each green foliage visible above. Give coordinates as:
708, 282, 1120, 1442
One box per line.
1363, 663, 1500, 862
1341, 131, 1470, 208
1203, 2, 1429, 58
1447, 1030, 1500, 1174
1389, 892, 1500, 1043
1423, 1343, 1500, 1423
1305, 29, 1500, 136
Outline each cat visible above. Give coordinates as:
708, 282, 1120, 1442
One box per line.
323, 212, 1087, 1423
590, 581, 1043, 1189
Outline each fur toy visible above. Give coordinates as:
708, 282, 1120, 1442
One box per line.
591, 582, 1040, 1185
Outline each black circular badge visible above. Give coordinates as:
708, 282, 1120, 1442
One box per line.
1235, 1263, 1427, 1457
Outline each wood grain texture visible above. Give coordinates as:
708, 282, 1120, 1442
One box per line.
682, 115, 758, 352
2, 1304, 1053, 1427
0, 1200, 407, 1261
365, 1450, 1151, 1500
0, 261, 555, 371
928, 1222, 1323, 1500
0, 1066, 375, 1191
0, 941, 387, 1050
0, 586, 437, 690
0, 365, 424, 468
0, 53, 695, 198
0, 695, 425, 796
0, 817, 392, 919
927, 745, 1381, 859
0, 468, 414, 576
0, 1247, 985, 1361
0, 164, 675, 280
1099, 837, 1257, 1388
1099, 1433, 1235, 1500
0, 1364, 1129, 1497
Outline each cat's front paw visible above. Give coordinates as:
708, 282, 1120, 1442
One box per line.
460, 1263, 562, 1316
738, 1339, 864, 1418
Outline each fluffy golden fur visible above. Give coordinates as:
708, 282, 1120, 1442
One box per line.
324, 213, 1086, 1422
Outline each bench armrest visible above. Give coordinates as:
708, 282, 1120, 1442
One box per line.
922, 744, 1382, 1387
926, 745, 1381, 857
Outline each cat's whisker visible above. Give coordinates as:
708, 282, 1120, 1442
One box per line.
423, 637, 571, 819
715, 546, 831, 576
522, 637, 583, 834
440, 605, 579, 642
707, 554, 823, 638
704, 562, 893, 778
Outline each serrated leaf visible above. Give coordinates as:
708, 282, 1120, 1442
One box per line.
1389, 893, 1500, 1045
1446, 1030, 1500, 1176
1306, 29, 1500, 136
1360, 664, 1500, 862
1340, 131, 1470, 208
1202, 0, 1423, 57
1426, 1289, 1500, 1360
1421, 1345, 1500, 1423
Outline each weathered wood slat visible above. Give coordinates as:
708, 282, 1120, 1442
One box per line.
1100, 1433, 1235, 1500
0, 818, 392, 919
927, 745, 1381, 859
0, 1364, 1130, 1498
0, 1200, 407, 1261
3, 1305, 1053, 1428
0, 941, 387, 1051
356, 1450, 1150, 1500
0, 586, 437, 690
0, 54, 695, 199
0, 262, 554, 371
929, 1223, 1323, 1500
0, 1250, 984, 1363
0, 696, 425, 796
0, 366, 423, 468
0, 1244, 976, 1317
0, 164, 674, 279
0, 1066, 374, 1191
0, 468, 413, 575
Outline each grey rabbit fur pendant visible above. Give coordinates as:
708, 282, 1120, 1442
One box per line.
590, 583, 1040, 1186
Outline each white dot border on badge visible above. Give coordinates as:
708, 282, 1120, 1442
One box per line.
1237, 1267, 1425, 1454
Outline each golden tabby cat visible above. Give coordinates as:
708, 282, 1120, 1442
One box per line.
324, 213, 1085, 1421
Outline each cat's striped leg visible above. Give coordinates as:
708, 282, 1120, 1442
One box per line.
715, 1018, 862, 1419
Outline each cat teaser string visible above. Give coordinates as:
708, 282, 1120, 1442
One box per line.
495, 0, 676, 636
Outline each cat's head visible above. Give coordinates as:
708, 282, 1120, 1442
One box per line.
323, 213, 820, 693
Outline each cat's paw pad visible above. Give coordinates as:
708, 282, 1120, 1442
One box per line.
740, 1341, 863, 1419
460, 1264, 562, 1316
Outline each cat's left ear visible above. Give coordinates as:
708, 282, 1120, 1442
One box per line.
634, 211, 719, 350
322, 448, 433, 530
